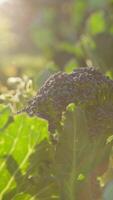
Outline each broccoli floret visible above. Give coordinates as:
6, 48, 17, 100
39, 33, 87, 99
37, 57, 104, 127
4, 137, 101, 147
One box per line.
20, 67, 113, 134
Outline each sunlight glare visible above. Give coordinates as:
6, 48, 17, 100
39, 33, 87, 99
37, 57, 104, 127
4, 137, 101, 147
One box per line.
0, 0, 9, 4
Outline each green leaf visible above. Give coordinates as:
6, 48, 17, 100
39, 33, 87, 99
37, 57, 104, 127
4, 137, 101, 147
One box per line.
67, 103, 76, 112
65, 59, 78, 74
0, 106, 49, 199
12, 193, 32, 200
0, 105, 11, 129
106, 135, 113, 144
87, 12, 106, 35
77, 174, 85, 181
105, 71, 113, 79
54, 106, 112, 199
72, 1, 86, 28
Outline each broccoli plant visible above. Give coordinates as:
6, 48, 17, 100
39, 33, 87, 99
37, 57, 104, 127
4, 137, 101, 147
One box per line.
2, 67, 113, 200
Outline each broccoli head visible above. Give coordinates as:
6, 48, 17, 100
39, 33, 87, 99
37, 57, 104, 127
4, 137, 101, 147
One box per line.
20, 67, 113, 135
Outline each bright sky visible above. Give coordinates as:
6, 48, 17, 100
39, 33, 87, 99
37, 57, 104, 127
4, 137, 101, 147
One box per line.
0, 0, 9, 4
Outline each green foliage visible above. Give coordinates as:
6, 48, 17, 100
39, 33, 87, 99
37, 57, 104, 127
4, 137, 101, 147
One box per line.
0, 104, 112, 199
65, 59, 78, 73
0, 105, 49, 200
71, 0, 86, 29
87, 12, 106, 35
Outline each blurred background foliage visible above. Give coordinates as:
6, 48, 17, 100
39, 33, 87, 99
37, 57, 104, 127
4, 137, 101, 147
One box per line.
0, 0, 113, 81
0, 0, 113, 108
0, 0, 113, 110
